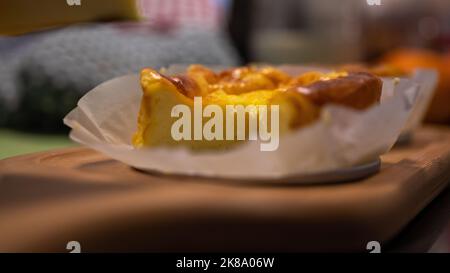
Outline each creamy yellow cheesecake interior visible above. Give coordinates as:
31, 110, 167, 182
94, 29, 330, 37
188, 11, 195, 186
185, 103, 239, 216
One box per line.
133, 65, 382, 150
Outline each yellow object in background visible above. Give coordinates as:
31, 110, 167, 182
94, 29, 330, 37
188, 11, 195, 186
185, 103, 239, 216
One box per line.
0, 0, 139, 35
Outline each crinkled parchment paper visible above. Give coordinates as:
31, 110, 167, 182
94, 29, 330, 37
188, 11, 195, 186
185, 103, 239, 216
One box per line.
64, 66, 420, 180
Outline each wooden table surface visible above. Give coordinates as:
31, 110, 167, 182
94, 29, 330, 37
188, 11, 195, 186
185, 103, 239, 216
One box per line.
0, 126, 449, 252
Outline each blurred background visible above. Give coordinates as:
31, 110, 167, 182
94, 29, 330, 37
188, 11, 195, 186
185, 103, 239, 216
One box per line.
0, 0, 450, 158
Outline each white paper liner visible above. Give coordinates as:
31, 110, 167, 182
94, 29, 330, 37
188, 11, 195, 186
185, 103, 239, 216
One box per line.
400, 69, 437, 133
64, 67, 419, 180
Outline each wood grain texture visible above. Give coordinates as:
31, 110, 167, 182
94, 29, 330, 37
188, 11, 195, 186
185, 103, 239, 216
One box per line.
0, 126, 449, 252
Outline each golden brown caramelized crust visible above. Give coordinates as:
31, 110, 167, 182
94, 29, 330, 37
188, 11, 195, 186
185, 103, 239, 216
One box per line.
293, 72, 383, 110
159, 65, 382, 110
338, 63, 407, 77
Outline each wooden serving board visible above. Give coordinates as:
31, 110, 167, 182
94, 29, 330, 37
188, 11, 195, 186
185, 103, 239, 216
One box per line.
0, 126, 449, 252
